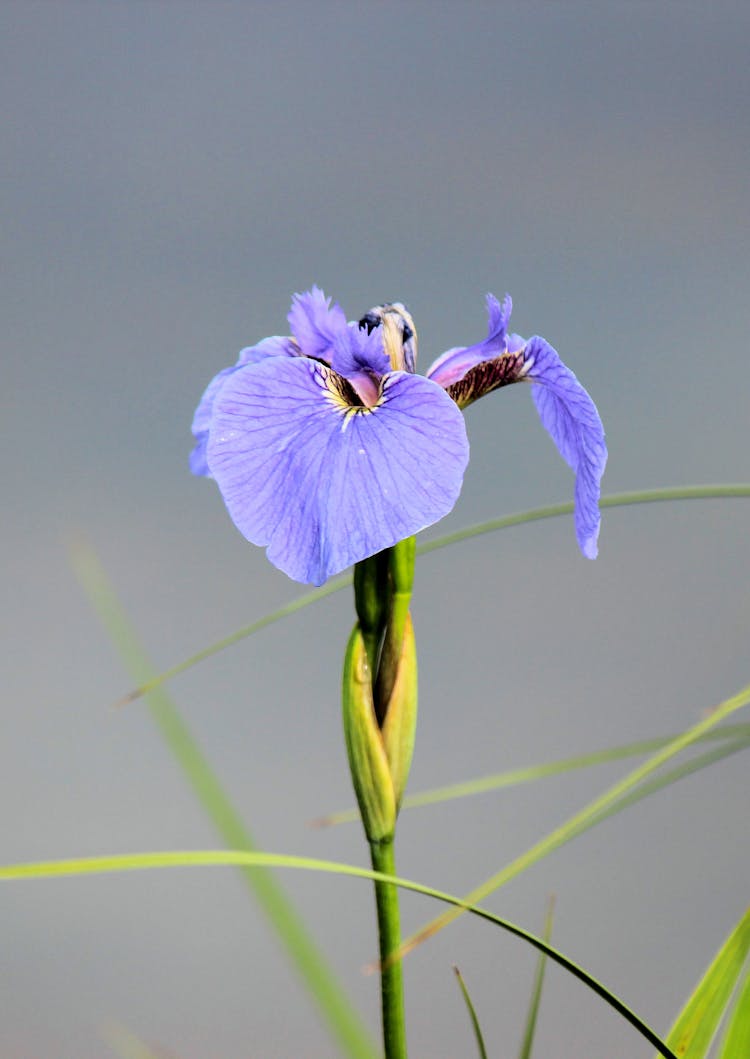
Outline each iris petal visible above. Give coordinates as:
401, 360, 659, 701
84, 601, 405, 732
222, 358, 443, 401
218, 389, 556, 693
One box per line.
287, 286, 347, 361
206, 358, 469, 584
331, 322, 390, 379
189, 336, 297, 478
525, 336, 608, 559
190, 365, 237, 477
427, 293, 512, 389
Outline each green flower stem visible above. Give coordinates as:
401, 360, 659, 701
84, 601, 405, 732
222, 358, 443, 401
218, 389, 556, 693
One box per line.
369, 838, 408, 1059
352, 540, 416, 1057
354, 552, 391, 677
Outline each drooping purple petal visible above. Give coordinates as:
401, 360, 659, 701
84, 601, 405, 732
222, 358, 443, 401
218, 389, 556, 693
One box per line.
524, 336, 608, 559
427, 293, 512, 389
189, 335, 298, 478
288, 286, 347, 362
190, 365, 238, 477
237, 334, 299, 367
206, 358, 469, 584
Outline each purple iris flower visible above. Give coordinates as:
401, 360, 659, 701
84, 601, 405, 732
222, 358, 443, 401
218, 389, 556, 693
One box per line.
192, 287, 606, 585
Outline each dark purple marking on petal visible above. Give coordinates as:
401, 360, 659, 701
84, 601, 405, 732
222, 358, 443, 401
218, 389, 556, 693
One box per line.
445, 349, 528, 409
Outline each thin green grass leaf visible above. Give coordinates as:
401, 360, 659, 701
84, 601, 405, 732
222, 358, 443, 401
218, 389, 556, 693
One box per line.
396, 680, 750, 961
658, 906, 750, 1059
717, 965, 750, 1059
70, 541, 378, 1059
114, 485, 750, 708
103, 1021, 165, 1059
417, 484, 750, 559
453, 966, 488, 1059
518, 896, 555, 1059
581, 735, 750, 833
0, 848, 678, 1059
113, 573, 351, 707
312, 724, 750, 827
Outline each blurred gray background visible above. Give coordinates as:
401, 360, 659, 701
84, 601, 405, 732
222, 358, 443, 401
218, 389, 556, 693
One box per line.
2, 3, 749, 1057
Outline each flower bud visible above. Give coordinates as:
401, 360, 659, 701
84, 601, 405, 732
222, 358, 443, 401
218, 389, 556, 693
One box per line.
342, 624, 396, 843
373, 537, 415, 721
381, 612, 418, 811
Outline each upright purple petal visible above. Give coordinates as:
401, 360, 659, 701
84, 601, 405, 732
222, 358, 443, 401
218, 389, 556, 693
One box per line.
331, 322, 390, 380
288, 286, 347, 362
427, 293, 512, 389
525, 336, 608, 559
206, 358, 469, 585
189, 335, 298, 478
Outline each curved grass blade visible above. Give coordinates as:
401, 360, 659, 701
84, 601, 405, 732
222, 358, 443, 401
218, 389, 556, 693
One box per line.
657, 906, 750, 1059
0, 848, 678, 1059
312, 724, 750, 827
417, 484, 750, 559
395, 680, 750, 962
103, 1021, 165, 1059
581, 734, 750, 830
518, 896, 555, 1059
114, 485, 750, 708
453, 967, 488, 1059
114, 573, 352, 707
70, 541, 378, 1059
717, 965, 750, 1058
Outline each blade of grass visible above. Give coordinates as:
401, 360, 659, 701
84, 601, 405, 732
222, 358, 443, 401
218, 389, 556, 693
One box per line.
0, 847, 679, 1059
717, 965, 750, 1059
453, 967, 488, 1059
311, 724, 750, 827
70, 540, 378, 1059
658, 907, 750, 1059
418, 484, 750, 559
518, 896, 555, 1059
103, 1021, 165, 1059
114, 485, 750, 708
394, 680, 750, 962
581, 735, 750, 832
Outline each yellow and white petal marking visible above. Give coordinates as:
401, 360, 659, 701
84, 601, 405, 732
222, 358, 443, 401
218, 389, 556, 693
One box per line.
317, 362, 379, 430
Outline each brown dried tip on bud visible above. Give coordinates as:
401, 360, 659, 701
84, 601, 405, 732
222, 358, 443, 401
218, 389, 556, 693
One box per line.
358, 302, 417, 373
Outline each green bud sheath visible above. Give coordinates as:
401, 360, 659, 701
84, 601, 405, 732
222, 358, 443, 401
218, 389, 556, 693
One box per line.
381, 612, 418, 812
353, 552, 391, 678
374, 538, 416, 722
342, 623, 396, 843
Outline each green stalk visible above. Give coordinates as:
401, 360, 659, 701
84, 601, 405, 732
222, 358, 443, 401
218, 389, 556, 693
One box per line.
351, 541, 416, 1058
369, 838, 408, 1059
354, 551, 391, 677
